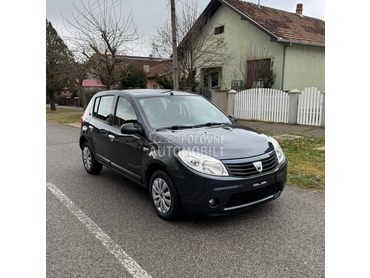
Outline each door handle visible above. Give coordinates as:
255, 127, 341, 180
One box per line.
108, 135, 115, 141
88, 125, 93, 131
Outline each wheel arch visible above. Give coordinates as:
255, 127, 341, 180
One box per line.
79, 135, 89, 150
144, 161, 176, 190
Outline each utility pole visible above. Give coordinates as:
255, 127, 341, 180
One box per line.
170, 0, 179, 90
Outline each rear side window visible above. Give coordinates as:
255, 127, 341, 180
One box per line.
93, 95, 114, 123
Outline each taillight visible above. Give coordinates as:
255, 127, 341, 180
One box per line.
81, 111, 85, 127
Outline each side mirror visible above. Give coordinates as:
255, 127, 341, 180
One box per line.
228, 115, 237, 123
120, 122, 143, 135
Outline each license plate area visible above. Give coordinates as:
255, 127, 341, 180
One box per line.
225, 178, 280, 210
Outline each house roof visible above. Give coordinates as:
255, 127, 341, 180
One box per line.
208, 0, 325, 46
114, 55, 173, 77
82, 80, 105, 87
147, 61, 174, 78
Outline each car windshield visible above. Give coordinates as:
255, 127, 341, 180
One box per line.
138, 95, 231, 129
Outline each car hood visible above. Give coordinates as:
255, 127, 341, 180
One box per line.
153, 124, 273, 160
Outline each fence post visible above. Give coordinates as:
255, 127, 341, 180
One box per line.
227, 90, 237, 115
321, 91, 325, 127
288, 89, 301, 124
211, 89, 228, 113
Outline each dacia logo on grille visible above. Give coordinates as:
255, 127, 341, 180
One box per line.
252, 161, 263, 173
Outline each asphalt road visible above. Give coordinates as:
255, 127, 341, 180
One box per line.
46, 121, 325, 278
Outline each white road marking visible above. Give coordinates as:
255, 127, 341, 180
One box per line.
46, 182, 152, 278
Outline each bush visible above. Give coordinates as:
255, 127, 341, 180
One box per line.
119, 65, 147, 89
55, 95, 68, 106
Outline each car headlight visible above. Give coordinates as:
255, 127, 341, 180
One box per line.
270, 137, 285, 164
178, 150, 229, 176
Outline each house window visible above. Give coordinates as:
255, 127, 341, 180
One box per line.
214, 26, 224, 35
246, 58, 271, 88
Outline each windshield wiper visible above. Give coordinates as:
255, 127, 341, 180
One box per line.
156, 125, 193, 131
193, 122, 228, 128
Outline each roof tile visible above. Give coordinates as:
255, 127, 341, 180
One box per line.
223, 0, 325, 45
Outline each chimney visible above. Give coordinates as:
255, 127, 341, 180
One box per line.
296, 3, 303, 15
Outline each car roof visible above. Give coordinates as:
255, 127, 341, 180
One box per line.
94, 89, 197, 99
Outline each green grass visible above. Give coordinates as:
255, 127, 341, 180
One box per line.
46, 108, 82, 113
46, 112, 83, 124
261, 130, 325, 188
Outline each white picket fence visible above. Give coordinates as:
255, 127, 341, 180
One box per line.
297, 87, 323, 126
234, 88, 290, 123
234, 87, 324, 126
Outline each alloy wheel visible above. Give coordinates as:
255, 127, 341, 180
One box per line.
83, 146, 92, 170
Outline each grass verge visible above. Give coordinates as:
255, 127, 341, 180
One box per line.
261, 130, 325, 188
46, 108, 83, 113
46, 112, 83, 124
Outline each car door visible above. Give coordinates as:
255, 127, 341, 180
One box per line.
108, 96, 143, 182
89, 95, 115, 165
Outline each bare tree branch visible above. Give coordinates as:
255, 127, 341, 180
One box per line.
63, 0, 140, 90
151, 0, 231, 89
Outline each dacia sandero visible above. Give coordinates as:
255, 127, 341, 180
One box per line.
79, 89, 287, 221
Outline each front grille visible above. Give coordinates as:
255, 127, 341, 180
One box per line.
226, 183, 280, 209
223, 152, 278, 178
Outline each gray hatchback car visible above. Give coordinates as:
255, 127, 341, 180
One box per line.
79, 89, 287, 220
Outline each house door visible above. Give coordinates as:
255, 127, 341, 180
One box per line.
203, 68, 220, 90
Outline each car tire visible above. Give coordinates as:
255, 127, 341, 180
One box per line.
149, 170, 181, 221
82, 142, 103, 175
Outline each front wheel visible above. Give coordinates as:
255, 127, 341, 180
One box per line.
149, 170, 181, 221
82, 142, 102, 175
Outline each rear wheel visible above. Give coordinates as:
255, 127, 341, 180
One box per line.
149, 170, 181, 221
82, 142, 102, 174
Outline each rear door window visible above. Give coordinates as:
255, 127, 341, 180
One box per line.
93, 95, 115, 123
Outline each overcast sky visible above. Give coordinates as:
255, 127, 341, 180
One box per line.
46, 0, 325, 56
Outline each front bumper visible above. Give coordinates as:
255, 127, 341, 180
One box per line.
173, 156, 287, 216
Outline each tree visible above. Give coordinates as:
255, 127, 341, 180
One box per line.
154, 74, 173, 89
73, 57, 94, 109
46, 19, 74, 111
119, 65, 147, 89
63, 0, 140, 90
151, 0, 231, 90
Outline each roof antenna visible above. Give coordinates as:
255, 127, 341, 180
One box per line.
258, 0, 260, 8
161, 90, 174, 95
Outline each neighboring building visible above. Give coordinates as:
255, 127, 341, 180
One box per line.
81, 56, 174, 90
81, 79, 106, 90
190, 0, 325, 91
146, 62, 174, 89
117, 55, 173, 89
